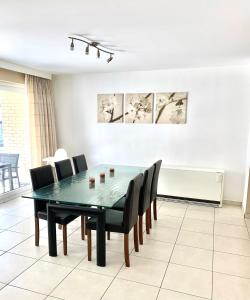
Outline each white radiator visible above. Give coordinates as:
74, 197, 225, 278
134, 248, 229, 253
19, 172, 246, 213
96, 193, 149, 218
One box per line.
158, 165, 224, 206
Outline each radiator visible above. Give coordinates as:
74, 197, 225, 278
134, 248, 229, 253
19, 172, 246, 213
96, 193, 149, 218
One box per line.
158, 165, 224, 206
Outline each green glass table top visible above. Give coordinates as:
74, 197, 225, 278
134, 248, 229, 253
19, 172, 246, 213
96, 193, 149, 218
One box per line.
23, 164, 146, 208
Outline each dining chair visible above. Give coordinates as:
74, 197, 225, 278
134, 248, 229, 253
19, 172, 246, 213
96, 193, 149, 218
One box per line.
30, 165, 78, 255
54, 159, 86, 240
0, 153, 20, 189
112, 166, 155, 245
86, 173, 143, 267
150, 160, 162, 224
72, 154, 88, 173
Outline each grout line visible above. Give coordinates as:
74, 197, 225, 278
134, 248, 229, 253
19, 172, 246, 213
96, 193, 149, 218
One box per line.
156, 201, 188, 299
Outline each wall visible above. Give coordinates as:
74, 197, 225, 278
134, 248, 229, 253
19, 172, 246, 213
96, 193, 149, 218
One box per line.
52, 66, 250, 202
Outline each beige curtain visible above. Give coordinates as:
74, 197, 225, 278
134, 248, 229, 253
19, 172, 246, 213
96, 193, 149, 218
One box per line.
26, 75, 57, 167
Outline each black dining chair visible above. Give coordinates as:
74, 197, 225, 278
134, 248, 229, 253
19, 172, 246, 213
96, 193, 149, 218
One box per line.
30, 165, 78, 255
86, 173, 143, 267
150, 160, 162, 224
72, 154, 88, 174
54, 159, 86, 241
112, 165, 155, 245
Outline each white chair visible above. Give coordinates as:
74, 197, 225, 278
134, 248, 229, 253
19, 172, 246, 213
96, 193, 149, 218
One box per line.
43, 148, 68, 166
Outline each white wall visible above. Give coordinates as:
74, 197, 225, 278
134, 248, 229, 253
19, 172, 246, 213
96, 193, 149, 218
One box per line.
52, 66, 250, 203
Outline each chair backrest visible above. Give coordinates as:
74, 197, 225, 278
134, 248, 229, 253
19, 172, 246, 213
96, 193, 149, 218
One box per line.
72, 154, 88, 174
138, 165, 155, 216
151, 160, 162, 202
0, 153, 19, 169
55, 159, 73, 181
123, 173, 143, 233
30, 165, 54, 215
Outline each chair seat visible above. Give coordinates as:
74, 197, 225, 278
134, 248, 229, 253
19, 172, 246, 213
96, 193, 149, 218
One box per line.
112, 196, 126, 211
86, 209, 124, 233
37, 211, 78, 225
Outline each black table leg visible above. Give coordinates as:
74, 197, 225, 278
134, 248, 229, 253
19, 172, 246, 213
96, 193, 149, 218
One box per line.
47, 206, 57, 257
96, 208, 106, 267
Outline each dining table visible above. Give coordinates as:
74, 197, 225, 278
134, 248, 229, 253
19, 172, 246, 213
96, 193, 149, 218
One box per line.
22, 164, 145, 267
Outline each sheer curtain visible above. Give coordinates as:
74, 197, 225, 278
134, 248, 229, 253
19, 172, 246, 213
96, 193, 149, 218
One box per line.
26, 75, 57, 167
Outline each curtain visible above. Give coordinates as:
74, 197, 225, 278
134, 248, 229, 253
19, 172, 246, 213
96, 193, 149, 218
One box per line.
26, 75, 57, 167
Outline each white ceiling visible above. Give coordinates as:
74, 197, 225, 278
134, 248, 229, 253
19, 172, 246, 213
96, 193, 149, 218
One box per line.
1, 0, 250, 74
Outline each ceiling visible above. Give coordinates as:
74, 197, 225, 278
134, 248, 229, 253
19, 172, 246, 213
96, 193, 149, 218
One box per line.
1, 0, 250, 74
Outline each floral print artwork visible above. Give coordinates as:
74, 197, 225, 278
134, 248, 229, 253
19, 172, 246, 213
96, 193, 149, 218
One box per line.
97, 94, 124, 123
125, 93, 153, 123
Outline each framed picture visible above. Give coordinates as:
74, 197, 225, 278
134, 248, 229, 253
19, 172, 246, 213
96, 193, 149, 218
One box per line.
125, 93, 153, 123
97, 94, 124, 123
155, 92, 188, 124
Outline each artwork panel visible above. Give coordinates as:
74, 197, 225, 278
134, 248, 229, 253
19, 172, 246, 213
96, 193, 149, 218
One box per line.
125, 93, 154, 124
155, 92, 188, 124
97, 94, 124, 123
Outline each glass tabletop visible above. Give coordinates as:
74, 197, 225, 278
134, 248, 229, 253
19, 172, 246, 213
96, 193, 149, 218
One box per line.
23, 164, 146, 208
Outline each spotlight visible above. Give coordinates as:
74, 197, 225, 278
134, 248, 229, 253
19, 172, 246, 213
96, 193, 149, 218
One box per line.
107, 54, 113, 63
97, 49, 100, 59
70, 39, 74, 51
85, 44, 89, 55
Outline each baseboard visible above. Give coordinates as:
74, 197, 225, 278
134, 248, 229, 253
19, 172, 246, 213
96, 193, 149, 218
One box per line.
0, 184, 31, 204
223, 200, 242, 206
157, 194, 219, 205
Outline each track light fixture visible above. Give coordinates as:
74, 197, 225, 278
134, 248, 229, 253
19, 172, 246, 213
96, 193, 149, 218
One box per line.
68, 35, 114, 62
70, 39, 74, 51
107, 54, 113, 63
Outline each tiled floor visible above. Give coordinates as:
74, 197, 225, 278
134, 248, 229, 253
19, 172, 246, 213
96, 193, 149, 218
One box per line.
0, 197, 249, 299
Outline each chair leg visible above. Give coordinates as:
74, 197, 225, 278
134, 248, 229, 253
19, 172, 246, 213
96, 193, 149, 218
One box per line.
81, 216, 85, 240
87, 229, 92, 261
146, 208, 150, 234
35, 217, 39, 246
149, 205, 152, 229
139, 215, 143, 245
134, 222, 139, 252
107, 231, 110, 240
85, 217, 88, 235
153, 198, 157, 220
124, 234, 130, 267
62, 225, 67, 255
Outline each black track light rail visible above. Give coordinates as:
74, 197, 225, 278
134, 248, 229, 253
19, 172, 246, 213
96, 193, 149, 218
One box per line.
68, 37, 114, 55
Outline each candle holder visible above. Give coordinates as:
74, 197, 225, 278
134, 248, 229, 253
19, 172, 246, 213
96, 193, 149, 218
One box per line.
89, 177, 95, 188
109, 167, 115, 177
100, 172, 105, 183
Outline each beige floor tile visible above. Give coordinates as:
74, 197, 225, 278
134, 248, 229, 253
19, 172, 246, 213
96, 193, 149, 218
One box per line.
162, 264, 212, 299
154, 215, 182, 229
9, 217, 46, 235
177, 230, 213, 250
0, 214, 26, 230
106, 233, 134, 254
214, 251, 250, 278
159, 205, 186, 217
10, 236, 49, 259
147, 226, 179, 243
158, 289, 208, 300
40, 225, 78, 242
185, 210, 214, 222
132, 238, 174, 262
214, 223, 249, 239
213, 272, 250, 300
11, 260, 71, 295
117, 256, 167, 287
214, 235, 250, 256
215, 214, 245, 226
0, 231, 29, 251
215, 205, 244, 217
102, 278, 159, 300
0, 284, 5, 291
0, 252, 35, 283
41, 243, 87, 268
77, 249, 124, 277
8, 204, 34, 218
161, 201, 188, 209
0, 285, 45, 300
51, 268, 112, 300
171, 245, 213, 270
187, 204, 215, 213
182, 218, 213, 235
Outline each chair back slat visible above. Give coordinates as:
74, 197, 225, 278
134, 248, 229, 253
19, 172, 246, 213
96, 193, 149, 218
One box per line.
139, 165, 155, 215
55, 159, 73, 181
151, 160, 162, 202
72, 154, 88, 174
123, 173, 143, 233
